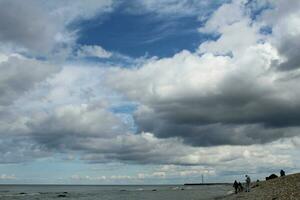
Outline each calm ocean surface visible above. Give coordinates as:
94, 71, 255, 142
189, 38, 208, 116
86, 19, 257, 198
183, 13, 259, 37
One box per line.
0, 184, 232, 200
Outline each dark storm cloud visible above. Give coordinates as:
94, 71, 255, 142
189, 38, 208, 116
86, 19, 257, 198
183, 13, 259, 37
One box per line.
277, 35, 300, 70
133, 98, 300, 147
0, 136, 50, 164
135, 77, 300, 128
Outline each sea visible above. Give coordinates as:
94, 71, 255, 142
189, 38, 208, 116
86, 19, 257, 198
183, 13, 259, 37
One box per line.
0, 184, 232, 200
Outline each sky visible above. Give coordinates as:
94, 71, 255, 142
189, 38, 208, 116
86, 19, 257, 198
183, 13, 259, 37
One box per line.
0, 0, 300, 184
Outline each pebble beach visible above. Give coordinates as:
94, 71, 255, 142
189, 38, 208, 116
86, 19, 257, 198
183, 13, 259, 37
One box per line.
218, 173, 300, 200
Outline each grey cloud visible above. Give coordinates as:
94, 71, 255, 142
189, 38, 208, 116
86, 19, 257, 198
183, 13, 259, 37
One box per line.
18, 100, 221, 165
79, 135, 190, 165
277, 35, 300, 70
133, 95, 300, 146
0, 55, 60, 163
0, 0, 64, 53
0, 56, 60, 106
0, 136, 50, 164
135, 81, 300, 128
135, 111, 298, 147
260, 0, 300, 70
24, 102, 196, 165
0, 0, 116, 54
1, 97, 297, 168
27, 103, 127, 151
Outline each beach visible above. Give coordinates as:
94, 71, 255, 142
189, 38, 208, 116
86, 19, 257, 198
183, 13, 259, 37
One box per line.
219, 173, 300, 200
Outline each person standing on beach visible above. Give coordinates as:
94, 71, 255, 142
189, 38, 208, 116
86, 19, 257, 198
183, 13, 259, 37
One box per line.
245, 175, 251, 192
238, 182, 243, 192
233, 180, 239, 194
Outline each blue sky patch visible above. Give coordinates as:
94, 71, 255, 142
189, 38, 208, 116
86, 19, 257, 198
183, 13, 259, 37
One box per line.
259, 25, 272, 35
77, 11, 213, 58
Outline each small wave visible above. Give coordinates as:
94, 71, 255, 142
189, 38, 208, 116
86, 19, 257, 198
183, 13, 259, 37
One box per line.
226, 190, 234, 195
0, 192, 41, 197
172, 187, 180, 190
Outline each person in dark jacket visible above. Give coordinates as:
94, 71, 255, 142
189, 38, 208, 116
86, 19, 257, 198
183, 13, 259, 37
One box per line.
238, 182, 243, 192
280, 169, 285, 177
233, 180, 239, 194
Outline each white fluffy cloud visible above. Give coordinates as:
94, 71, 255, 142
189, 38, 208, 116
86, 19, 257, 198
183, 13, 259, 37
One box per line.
77, 45, 112, 59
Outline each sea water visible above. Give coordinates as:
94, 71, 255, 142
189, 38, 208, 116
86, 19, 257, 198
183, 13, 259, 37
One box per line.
0, 184, 232, 200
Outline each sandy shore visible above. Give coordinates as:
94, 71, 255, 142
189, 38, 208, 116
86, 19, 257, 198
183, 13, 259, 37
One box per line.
218, 173, 300, 200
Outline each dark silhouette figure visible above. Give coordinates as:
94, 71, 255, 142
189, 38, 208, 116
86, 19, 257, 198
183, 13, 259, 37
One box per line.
280, 169, 285, 177
233, 180, 239, 194
238, 182, 243, 192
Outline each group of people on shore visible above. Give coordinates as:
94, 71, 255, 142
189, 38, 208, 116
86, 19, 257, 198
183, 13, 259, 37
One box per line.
233, 175, 251, 194
233, 170, 286, 194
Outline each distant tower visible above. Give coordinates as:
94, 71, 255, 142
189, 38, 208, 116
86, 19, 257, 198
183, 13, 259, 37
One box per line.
201, 174, 204, 183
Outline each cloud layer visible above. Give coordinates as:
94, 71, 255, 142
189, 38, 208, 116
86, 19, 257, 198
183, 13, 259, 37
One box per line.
106, 0, 300, 147
0, 0, 300, 182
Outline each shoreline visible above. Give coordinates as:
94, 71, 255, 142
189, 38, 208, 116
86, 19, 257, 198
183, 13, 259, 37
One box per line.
184, 183, 231, 186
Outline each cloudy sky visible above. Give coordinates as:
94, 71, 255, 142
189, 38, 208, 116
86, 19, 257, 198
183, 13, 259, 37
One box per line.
0, 0, 300, 184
